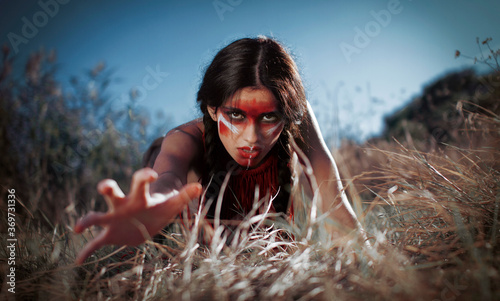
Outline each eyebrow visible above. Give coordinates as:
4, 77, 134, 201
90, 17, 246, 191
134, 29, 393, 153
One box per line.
220, 106, 278, 115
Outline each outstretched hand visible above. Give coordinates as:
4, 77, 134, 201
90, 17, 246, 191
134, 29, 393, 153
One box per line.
74, 168, 202, 265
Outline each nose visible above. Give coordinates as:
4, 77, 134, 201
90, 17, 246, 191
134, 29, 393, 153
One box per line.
242, 122, 259, 144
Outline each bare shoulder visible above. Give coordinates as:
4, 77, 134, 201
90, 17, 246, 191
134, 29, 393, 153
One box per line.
148, 118, 204, 191
154, 118, 204, 169
161, 118, 205, 156
166, 117, 204, 140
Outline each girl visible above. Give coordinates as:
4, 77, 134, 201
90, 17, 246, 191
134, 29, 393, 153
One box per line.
74, 37, 359, 265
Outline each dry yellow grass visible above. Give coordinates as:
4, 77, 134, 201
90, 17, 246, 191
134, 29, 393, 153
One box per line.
1, 41, 499, 300
2, 105, 498, 300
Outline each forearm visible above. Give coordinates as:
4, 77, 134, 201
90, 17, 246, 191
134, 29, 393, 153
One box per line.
316, 166, 358, 233
299, 101, 359, 233
150, 171, 185, 195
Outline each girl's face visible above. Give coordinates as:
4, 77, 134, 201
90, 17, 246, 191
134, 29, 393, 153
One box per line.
209, 87, 284, 169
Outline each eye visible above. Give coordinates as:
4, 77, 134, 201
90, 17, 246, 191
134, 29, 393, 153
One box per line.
228, 111, 244, 120
262, 113, 279, 123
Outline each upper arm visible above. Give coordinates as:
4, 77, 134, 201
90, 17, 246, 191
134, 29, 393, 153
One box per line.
299, 101, 339, 182
151, 119, 204, 193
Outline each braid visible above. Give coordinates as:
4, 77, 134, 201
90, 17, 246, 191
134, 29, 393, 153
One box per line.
273, 128, 293, 214
202, 113, 220, 185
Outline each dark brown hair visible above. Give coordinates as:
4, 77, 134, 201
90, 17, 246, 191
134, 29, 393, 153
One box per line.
197, 36, 307, 214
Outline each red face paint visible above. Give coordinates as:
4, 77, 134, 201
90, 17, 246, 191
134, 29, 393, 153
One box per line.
231, 98, 277, 120
218, 117, 231, 137
266, 122, 284, 138
215, 87, 284, 169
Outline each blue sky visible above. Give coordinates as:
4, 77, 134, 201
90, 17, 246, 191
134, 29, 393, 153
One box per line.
1, 0, 499, 144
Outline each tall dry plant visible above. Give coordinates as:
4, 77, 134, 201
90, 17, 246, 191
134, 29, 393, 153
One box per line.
334, 95, 499, 299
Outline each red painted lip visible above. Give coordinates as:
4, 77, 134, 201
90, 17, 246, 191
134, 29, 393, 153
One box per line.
237, 146, 261, 159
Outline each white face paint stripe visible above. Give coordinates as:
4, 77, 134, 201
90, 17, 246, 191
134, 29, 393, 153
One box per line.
218, 115, 240, 134
266, 122, 283, 137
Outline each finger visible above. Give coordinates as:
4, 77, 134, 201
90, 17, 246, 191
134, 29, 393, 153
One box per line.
129, 168, 158, 205
75, 229, 108, 265
74, 212, 112, 233
98, 179, 126, 210
167, 183, 203, 213
183, 183, 203, 200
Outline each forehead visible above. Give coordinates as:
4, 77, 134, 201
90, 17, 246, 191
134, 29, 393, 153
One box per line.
223, 87, 278, 112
